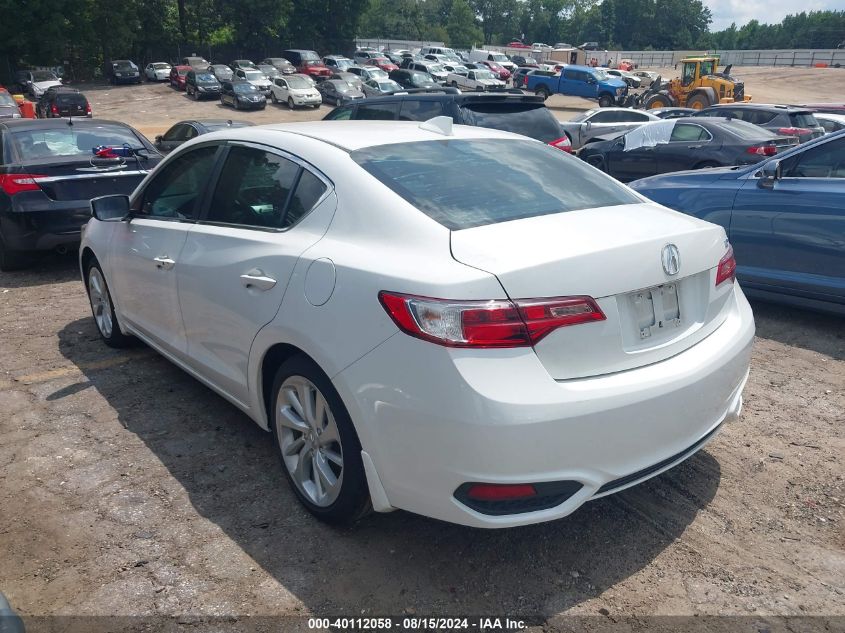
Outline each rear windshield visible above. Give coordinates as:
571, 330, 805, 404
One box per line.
459, 103, 562, 143
0, 92, 16, 107
300, 51, 320, 61
9, 125, 144, 159
56, 94, 86, 106
790, 112, 819, 127
722, 119, 777, 140
351, 138, 638, 230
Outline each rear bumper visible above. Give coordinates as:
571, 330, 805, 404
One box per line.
1, 195, 92, 252
335, 283, 755, 528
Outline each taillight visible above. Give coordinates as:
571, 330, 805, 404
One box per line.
522, 75, 528, 86
715, 245, 736, 286
50, 104, 59, 115
746, 144, 777, 156
378, 291, 605, 348
549, 136, 572, 153
0, 174, 46, 195
86, 102, 91, 115
777, 127, 811, 137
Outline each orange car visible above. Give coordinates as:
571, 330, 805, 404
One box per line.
617, 59, 636, 71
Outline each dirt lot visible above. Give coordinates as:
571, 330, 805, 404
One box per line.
0, 66, 844, 629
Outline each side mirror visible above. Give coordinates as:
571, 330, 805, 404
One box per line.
758, 160, 782, 189
585, 120, 592, 130
155, 135, 163, 145
91, 195, 131, 221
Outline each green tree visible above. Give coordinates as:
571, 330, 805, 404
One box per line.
447, 0, 483, 48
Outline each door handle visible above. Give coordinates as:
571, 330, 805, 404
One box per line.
240, 270, 277, 291
153, 256, 175, 270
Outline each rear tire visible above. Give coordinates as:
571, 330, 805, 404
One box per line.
271, 92, 278, 103
270, 355, 371, 525
535, 87, 550, 101
85, 260, 133, 348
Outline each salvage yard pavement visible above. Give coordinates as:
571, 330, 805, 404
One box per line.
0, 251, 843, 625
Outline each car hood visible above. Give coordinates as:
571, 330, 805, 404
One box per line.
629, 166, 743, 190
33, 80, 63, 90
602, 78, 627, 89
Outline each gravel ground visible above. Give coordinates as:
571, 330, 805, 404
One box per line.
0, 66, 843, 630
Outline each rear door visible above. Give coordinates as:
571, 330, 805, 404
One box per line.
730, 135, 845, 304
109, 144, 220, 356
656, 122, 715, 173
176, 142, 336, 404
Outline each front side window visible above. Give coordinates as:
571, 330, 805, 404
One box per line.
324, 106, 352, 121
352, 139, 639, 230
782, 137, 845, 178
138, 145, 218, 219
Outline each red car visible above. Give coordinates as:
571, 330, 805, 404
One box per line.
282, 49, 332, 78
169, 65, 191, 90
480, 61, 511, 81
507, 41, 532, 49
367, 57, 398, 72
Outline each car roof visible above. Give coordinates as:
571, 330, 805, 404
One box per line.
200, 121, 528, 152
707, 103, 805, 112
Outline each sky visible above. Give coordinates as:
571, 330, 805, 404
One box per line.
703, 0, 843, 30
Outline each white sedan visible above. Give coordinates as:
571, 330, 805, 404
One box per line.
144, 62, 172, 81
270, 75, 321, 109
448, 68, 505, 91
81, 120, 754, 528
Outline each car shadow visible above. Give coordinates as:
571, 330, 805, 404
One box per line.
56, 317, 722, 617
750, 299, 844, 360
0, 251, 80, 289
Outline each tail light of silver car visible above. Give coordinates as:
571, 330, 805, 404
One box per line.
715, 245, 737, 287
379, 291, 605, 348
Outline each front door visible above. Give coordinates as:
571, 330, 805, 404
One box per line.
109, 145, 220, 356
176, 143, 336, 404
730, 136, 845, 303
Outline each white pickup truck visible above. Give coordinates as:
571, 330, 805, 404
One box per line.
447, 68, 505, 91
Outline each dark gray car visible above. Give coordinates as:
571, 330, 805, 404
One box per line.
154, 119, 255, 153
185, 70, 221, 100
694, 104, 825, 144
317, 79, 364, 105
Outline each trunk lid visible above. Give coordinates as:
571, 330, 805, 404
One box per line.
450, 203, 735, 379
15, 158, 152, 201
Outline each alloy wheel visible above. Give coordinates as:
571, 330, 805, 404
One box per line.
88, 267, 113, 338
275, 376, 344, 507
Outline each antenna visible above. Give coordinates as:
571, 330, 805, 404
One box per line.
418, 116, 453, 136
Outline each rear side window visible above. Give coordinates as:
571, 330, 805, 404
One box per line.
739, 109, 776, 125
459, 103, 562, 143
670, 124, 710, 142
790, 112, 820, 128
398, 100, 444, 121
723, 119, 777, 140
352, 138, 639, 230
207, 146, 300, 228
355, 102, 400, 120
285, 170, 328, 227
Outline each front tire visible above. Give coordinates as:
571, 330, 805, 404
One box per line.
271, 92, 278, 103
85, 261, 133, 348
598, 93, 614, 108
687, 93, 711, 110
288, 97, 295, 109
270, 356, 370, 524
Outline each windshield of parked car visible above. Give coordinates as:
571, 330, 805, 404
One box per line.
259, 66, 279, 76
369, 68, 389, 79
352, 139, 638, 230
10, 125, 145, 159
153, 63, 170, 69
474, 70, 496, 80
177, 68, 189, 76
300, 51, 320, 61
378, 81, 402, 91
195, 73, 217, 82
286, 77, 311, 90
333, 82, 355, 94
410, 72, 433, 85
334, 59, 354, 70
32, 71, 59, 82
490, 54, 508, 62
243, 70, 265, 81
593, 69, 610, 81
427, 64, 445, 73
234, 83, 258, 93
0, 92, 17, 107
524, 57, 538, 64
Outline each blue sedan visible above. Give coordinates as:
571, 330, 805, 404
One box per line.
629, 130, 845, 315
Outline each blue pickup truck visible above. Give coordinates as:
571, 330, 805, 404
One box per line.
526, 65, 628, 107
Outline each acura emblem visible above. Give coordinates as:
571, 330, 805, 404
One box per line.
661, 244, 680, 276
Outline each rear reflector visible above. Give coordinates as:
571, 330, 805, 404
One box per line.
0, 174, 46, 196
466, 484, 536, 500
379, 291, 605, 348
549, 136, 573, 153
715, 244, 737, 286
746, 144, 777, 156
